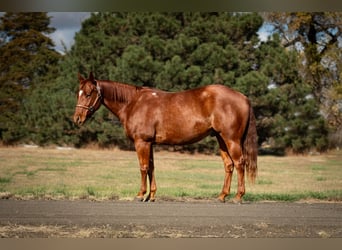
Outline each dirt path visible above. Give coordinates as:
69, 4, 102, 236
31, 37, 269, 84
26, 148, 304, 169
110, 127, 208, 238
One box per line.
0, 200, 341, 238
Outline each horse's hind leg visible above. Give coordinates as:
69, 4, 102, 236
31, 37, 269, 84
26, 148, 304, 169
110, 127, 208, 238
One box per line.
217, 135, 234, 203
145, 146, 157, 202
218, 135, 245, 203
226, 139, 245, 203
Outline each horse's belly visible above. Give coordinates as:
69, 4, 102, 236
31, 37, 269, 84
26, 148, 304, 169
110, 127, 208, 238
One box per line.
155, 133, 210, 145
154, 121, 212, 145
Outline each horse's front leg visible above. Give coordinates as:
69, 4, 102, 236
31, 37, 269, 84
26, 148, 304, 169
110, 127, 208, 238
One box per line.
134, 139, 153, 202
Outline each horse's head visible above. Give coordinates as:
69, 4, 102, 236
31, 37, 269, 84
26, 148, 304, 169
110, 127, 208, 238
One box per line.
73, 72, 102, 126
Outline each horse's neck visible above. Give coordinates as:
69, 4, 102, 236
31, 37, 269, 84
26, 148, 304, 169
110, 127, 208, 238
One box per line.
99, 80, 140, 121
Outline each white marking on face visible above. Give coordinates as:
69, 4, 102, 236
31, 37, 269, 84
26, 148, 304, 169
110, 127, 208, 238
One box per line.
79, 90, 83, 97
152, 92, 157, 96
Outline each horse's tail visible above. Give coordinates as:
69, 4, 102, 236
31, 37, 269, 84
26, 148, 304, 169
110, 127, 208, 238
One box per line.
243, 102, 258, 183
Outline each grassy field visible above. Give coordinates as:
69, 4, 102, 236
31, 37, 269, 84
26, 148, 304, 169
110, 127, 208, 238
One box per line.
0, 146, 341, 202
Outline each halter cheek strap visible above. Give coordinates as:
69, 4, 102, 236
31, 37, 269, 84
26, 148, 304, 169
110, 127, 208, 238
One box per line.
76, 83, 102, 114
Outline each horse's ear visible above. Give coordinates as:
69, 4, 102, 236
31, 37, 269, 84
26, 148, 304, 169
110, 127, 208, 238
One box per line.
78, 72, 85, 82
89, 72, 96, 85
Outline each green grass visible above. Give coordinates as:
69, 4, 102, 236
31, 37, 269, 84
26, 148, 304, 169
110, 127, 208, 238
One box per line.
316, 176, 327, 181
0, 177, 11, 184
85, 186, 96, 196
311, 165, 326, 171
257, 179, 273, 185
243, 190, 342, 202
0, 147, 341, 202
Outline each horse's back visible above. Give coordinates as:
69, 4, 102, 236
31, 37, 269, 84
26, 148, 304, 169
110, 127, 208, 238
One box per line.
205, 84, 248, 103
136, 84, 250, 119
141, 84, 247, 103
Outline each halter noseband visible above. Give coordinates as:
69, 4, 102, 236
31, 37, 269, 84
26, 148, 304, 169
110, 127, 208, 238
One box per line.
76, 83, 102, 114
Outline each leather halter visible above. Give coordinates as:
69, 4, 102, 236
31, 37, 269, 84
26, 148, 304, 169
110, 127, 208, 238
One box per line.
76, 83, 102, 114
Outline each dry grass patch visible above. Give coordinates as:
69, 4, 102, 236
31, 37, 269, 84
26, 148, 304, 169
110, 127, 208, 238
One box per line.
0, 147, 341, 201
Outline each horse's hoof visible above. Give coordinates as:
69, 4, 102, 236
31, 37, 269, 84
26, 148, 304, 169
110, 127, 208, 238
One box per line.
216, 198, 225, 203
232, 198, 242, 204
143, 195, 151, 202
144, 197, 155, 202
134, 196, 144, 202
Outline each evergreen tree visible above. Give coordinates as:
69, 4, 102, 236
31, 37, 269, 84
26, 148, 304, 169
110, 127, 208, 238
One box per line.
236, 34, 328, 152
0, 12, 61, 143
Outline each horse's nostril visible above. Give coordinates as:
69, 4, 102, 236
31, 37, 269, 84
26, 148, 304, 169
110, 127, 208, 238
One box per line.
74, 116, 81, 125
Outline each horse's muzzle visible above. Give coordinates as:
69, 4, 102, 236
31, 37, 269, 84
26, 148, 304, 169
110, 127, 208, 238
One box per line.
74, 115, 84, 126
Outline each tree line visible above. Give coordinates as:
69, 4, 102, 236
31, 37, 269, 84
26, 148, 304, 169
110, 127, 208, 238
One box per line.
1, 12, 341, 153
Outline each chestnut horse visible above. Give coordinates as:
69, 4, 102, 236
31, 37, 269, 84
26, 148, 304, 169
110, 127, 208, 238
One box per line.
73, 72, 258, 203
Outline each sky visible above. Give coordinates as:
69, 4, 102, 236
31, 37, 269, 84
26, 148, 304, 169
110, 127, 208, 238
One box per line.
48, 12, 271, 54
48, 12, 91, 53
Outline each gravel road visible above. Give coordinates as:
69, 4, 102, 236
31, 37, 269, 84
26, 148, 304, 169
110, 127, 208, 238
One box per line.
0, 199, 341, 238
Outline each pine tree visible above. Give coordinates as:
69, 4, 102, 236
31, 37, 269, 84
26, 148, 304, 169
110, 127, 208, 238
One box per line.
0, 12, 61, 144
